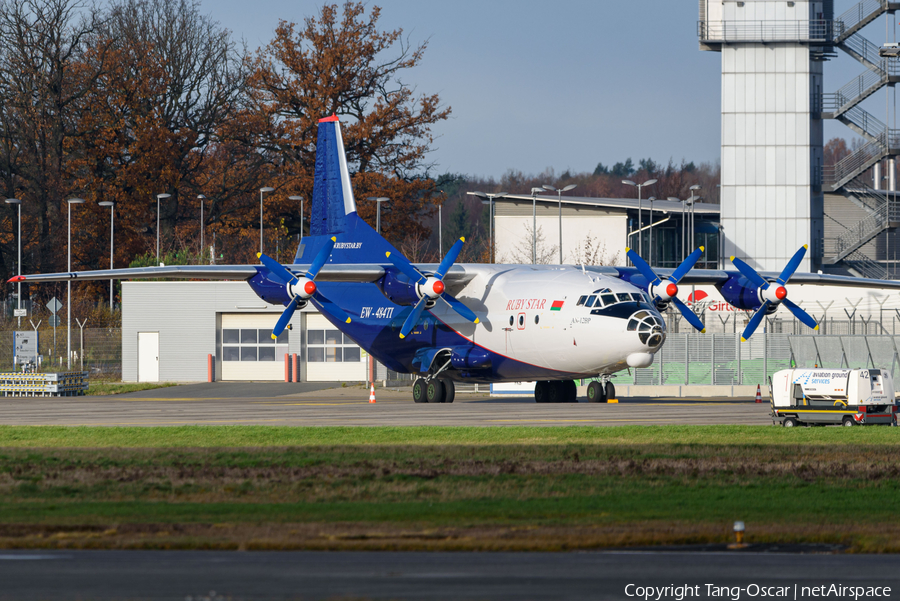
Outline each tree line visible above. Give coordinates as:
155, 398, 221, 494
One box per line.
0, 0, 720, 310
0, 0, 448, 306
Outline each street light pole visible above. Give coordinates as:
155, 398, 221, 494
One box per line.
288, 196, 304, 249
689, 184, 702, 253
99, 201, 115, 308
622, 178, 657, 260
156, 193, 170, 264
259, 187, 274, 257
542, 184, 577, 264
647, 197, 656, 267
67, 198, 85, 370
196, 195, 206, 262
530, 187, 543, 264
5, 198, 21, 326
366, 197, 389, 234
473, 191, 508, 264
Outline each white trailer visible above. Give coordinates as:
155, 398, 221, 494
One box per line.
770, 368, 897, 427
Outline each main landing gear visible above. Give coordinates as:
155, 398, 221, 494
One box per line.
586, 379, 615, 403
412, 377, 455, 403
534, 380, 579, 403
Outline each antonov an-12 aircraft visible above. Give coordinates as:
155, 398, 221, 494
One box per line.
12, 115, 900, 403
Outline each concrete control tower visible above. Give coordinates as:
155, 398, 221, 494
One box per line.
699, 0, 831, 273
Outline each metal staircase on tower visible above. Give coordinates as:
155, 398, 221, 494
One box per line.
821, 0, 900, 273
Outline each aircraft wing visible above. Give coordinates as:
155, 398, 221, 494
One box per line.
599, 266, 900, 290
11, 265, 262, 283
9, 263, 476, 285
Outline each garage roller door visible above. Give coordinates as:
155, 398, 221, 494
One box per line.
305, 314, 367, 382
221, 314, 290, 381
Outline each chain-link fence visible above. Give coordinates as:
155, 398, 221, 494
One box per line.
0, 328, 122, 379
3, 327, 898, 388
665, 308, 900, 336
611, 333, 900, 387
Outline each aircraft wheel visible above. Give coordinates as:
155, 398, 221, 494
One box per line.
426, 379, 445, 403
563, 380, 577, 402
842, 416, 855, 427
548, 381, 565, 403
534, 381, 549, 403
587, 381, 607, 403
440, 378, 455, 404
782, 417, 798, 428
605, 382, 616, 402
413, 378, 428, 403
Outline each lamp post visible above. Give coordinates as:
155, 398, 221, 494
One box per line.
622, 178, 657, 260
689, 184, 702, 253
542, 184, 577, 264
530, 187, 543, 264
667, 197, 686, 262
196, 195, 206, 262
366, 197, 389, 234
67, 198, 85, 370
647, 197, 656, 267
472, 191, 508, 264
288, 196, 304, 246
98, 201, 115, 308
259, 187, 274, 256
5, 198, 21, 326
155, 193, 170, 263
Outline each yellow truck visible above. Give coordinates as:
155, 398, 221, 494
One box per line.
770, 368, 897, 427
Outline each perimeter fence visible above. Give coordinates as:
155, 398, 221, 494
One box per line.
1, 328, 898, 388
0, 328, 122, 379
611, 333, 900, 387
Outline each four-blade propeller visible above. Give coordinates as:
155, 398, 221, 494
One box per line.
730, 245, 818, 341
626, 246, 707, 333
385, 237, 479, 339
258, 236, 351, 339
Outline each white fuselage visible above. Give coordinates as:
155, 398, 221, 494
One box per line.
419, 264, 666, 379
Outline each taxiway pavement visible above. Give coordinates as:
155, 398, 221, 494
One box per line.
0, 383, 773, 426
1, 549, 897, 601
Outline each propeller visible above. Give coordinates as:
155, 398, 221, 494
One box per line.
385, 237, 479, 339
626, 246, 706, 333
730, 245, 818, 341
258, 236, 351, 339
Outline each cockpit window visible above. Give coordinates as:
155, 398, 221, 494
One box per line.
600, 293, 616, 306
617, 293, 631, 302
576, 295, 587, 306
585, 295, 597, 308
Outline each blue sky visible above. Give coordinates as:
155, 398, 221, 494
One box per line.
204, 1, 887, 179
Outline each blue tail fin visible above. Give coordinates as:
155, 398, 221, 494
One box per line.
295, 115, 398, 264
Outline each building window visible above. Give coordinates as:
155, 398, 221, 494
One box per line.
307, 329, 362, 362
222, 328, 288, 362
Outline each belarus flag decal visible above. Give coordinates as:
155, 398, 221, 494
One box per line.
550, 300, 564, 311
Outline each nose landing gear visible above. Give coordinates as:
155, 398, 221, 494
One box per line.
587, 378, 615, 403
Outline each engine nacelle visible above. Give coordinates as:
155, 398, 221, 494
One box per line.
247, 269, 293, 306
380, 268, 422, 306
717, 275, 764, 311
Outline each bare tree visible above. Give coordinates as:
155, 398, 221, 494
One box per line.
500, 225, 558, 265
0, 0, 111, 283
568, 233, 620, 266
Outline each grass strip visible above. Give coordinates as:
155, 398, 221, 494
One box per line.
86, 382, 178, 396
2, 424, 900, 447
3, 430, 900, 550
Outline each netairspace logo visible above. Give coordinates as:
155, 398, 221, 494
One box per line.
624, 583, 892, 601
